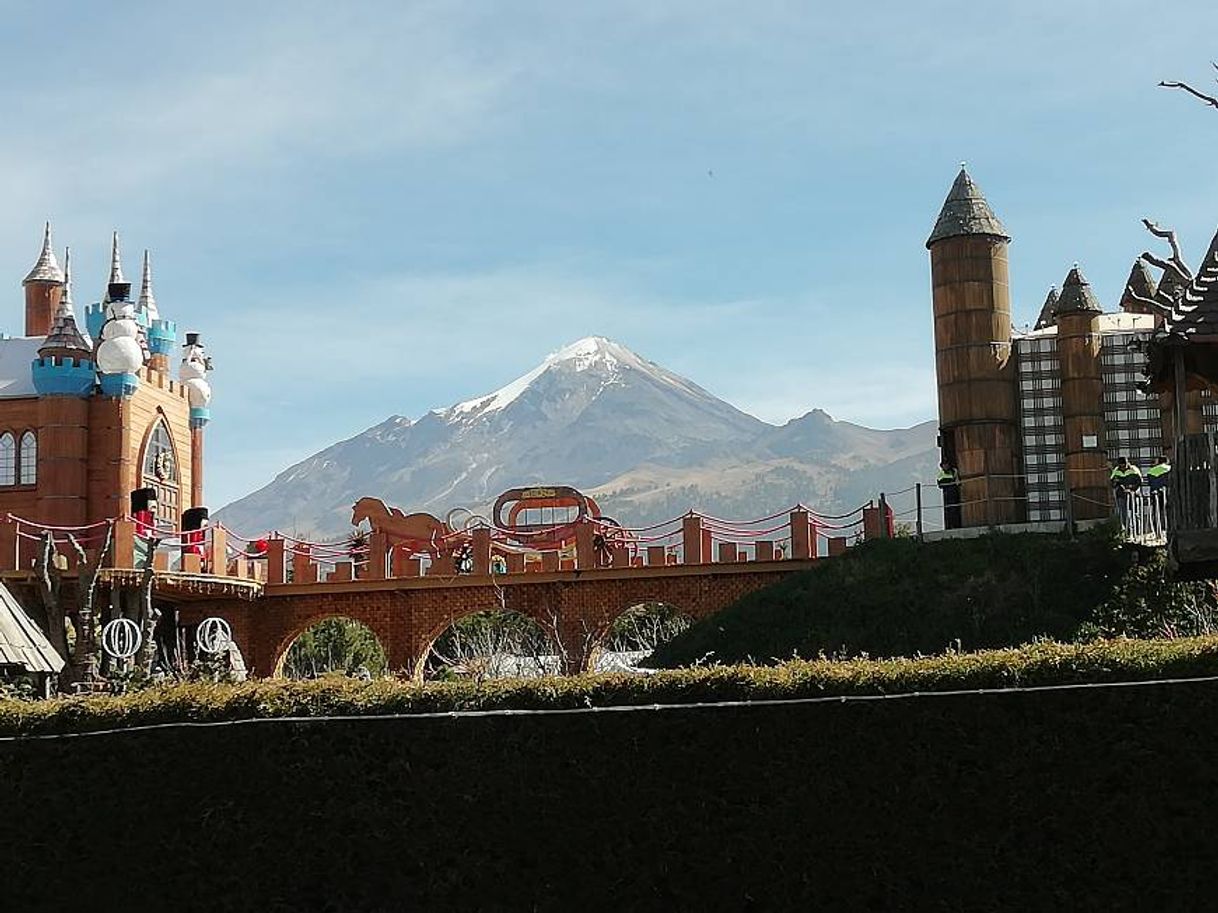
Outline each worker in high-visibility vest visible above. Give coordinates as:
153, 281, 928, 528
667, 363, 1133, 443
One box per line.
1110, 457, 1143, 532
1146, 455, 1172, 538
937, 461, 961, 530
1146, 455, 1172, 493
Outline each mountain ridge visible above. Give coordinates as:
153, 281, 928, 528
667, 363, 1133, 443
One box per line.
216, 336, 939, 537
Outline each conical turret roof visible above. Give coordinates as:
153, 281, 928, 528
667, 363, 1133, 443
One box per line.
1055, 264, 1103, 315
23, 222, 64, 285
137, 249, 158, 320
1034, 287, 1059, 330
926, 166, 1010, 248
39, 247, 92, 357
1119, 259, 1158, 315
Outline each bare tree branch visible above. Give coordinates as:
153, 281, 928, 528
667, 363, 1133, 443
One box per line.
1159, 80, 1218, 110
1142, 219, 1194, 282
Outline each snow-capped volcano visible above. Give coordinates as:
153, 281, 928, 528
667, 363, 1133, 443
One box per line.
216, 337, 937, 537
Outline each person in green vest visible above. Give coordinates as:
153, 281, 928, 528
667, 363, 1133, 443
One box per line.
1110, 456, 1143, 531
1146, 455, 1172, 538
937, 461, 961, 530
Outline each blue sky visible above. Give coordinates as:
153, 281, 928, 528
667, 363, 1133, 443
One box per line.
0, 1, 1215, 506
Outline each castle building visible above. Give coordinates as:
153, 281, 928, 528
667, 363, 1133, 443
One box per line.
927, 167, 1211, 528
0, 224, 214, 538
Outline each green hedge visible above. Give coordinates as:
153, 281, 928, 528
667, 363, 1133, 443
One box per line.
3, 644, 1218, 909
5, 635, 1218, 736
649, 527, 1212, 667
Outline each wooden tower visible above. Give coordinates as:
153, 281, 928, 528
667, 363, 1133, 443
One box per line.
1054, 265, 1109, 520
927, 167, 1023, 526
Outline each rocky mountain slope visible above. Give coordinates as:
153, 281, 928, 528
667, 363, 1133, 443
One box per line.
217, 337, 939, 537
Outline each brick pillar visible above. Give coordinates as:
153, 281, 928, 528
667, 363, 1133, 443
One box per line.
368, 529, 388, 580
682, 515, 704, 564
472, 527, 491, 576
575, 520, 596, 570
790, 508, 812, 559
292, 544, 312, 583
208, 525, 228, 576
267, 538, 285, 584
112, 517, 135, 568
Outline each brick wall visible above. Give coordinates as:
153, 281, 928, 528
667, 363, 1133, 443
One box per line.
180, 563, 812, 679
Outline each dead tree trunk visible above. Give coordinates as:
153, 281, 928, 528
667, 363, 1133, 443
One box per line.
66, 524, 113, 687
136, 538, 162, 676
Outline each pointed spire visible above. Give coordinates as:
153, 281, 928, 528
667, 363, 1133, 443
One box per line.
105, 231, 132, 303
1119, 259, 1158, 315
108, 231, 125, 286
39, 245, 92, 357
1055, 263, 1103, 315
60, 247, 73, 311
1034, 287, 1059, 330
23, 221, 65, 285
138, 249, 158, 320
926, 166, 1010, 248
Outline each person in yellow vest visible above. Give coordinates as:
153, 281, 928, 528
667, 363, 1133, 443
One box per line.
1110, 456, 1143, 531
1146, 455, 1172, 538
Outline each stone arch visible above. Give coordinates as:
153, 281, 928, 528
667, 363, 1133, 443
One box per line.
604, 600, 693, 651
419, 605, 559, 682
272, 614, 390, 679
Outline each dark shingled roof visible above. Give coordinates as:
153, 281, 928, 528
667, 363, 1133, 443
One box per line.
1164, 229, 1218, 339
1055, 265, 1103, 315
926, 167, 1010, 248
1119, 259, 1158, 315
1034, 287, 1059, 330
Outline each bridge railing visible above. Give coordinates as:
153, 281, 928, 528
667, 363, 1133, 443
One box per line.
0, 498, 894, 582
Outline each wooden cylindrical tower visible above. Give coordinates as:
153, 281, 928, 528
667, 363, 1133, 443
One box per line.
927, 167, 1023, 527
1055, 266, 1109, 520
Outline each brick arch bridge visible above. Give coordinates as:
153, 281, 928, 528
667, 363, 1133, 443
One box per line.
179, 561, 816, 679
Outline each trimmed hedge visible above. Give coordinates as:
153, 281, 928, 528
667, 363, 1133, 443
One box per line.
4, 650, 1218, 909
5, 635, 1218, 736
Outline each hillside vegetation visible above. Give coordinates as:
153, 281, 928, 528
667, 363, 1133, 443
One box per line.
648, 525, 1214, 668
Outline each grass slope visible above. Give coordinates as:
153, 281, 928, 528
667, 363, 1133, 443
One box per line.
649, 526, 1209, 668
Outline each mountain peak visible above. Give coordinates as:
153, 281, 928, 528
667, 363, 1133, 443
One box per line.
446, 335, 661, 419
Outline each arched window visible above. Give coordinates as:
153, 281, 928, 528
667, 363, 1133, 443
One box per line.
19, 432, 36, 486
0, 434, 13, 486
141, 419, 180, 528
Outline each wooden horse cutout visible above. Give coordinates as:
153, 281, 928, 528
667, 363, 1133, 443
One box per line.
351, 497, 453, 558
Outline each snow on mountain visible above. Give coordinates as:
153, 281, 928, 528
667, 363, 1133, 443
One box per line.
216, 337, 937, 538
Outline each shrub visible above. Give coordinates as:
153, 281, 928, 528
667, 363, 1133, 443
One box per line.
4, 635, 1218, 737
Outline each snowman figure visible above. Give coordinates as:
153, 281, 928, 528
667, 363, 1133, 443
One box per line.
180, 332, 213, 411
94, 299, 146, 377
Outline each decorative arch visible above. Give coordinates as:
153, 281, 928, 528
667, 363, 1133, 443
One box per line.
271, 614, 390, 679
18, 431, 36, 486
0, 432, 15, 486
139, 413, 181, 529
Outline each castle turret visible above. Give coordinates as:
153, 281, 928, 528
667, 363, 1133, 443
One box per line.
927, 166, 1022, 526
139, 251, 176, 373
32, 247, 95, 396
32, 248, 93, 528
22, 222, 64, 338
1055, 265, 1108, 520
